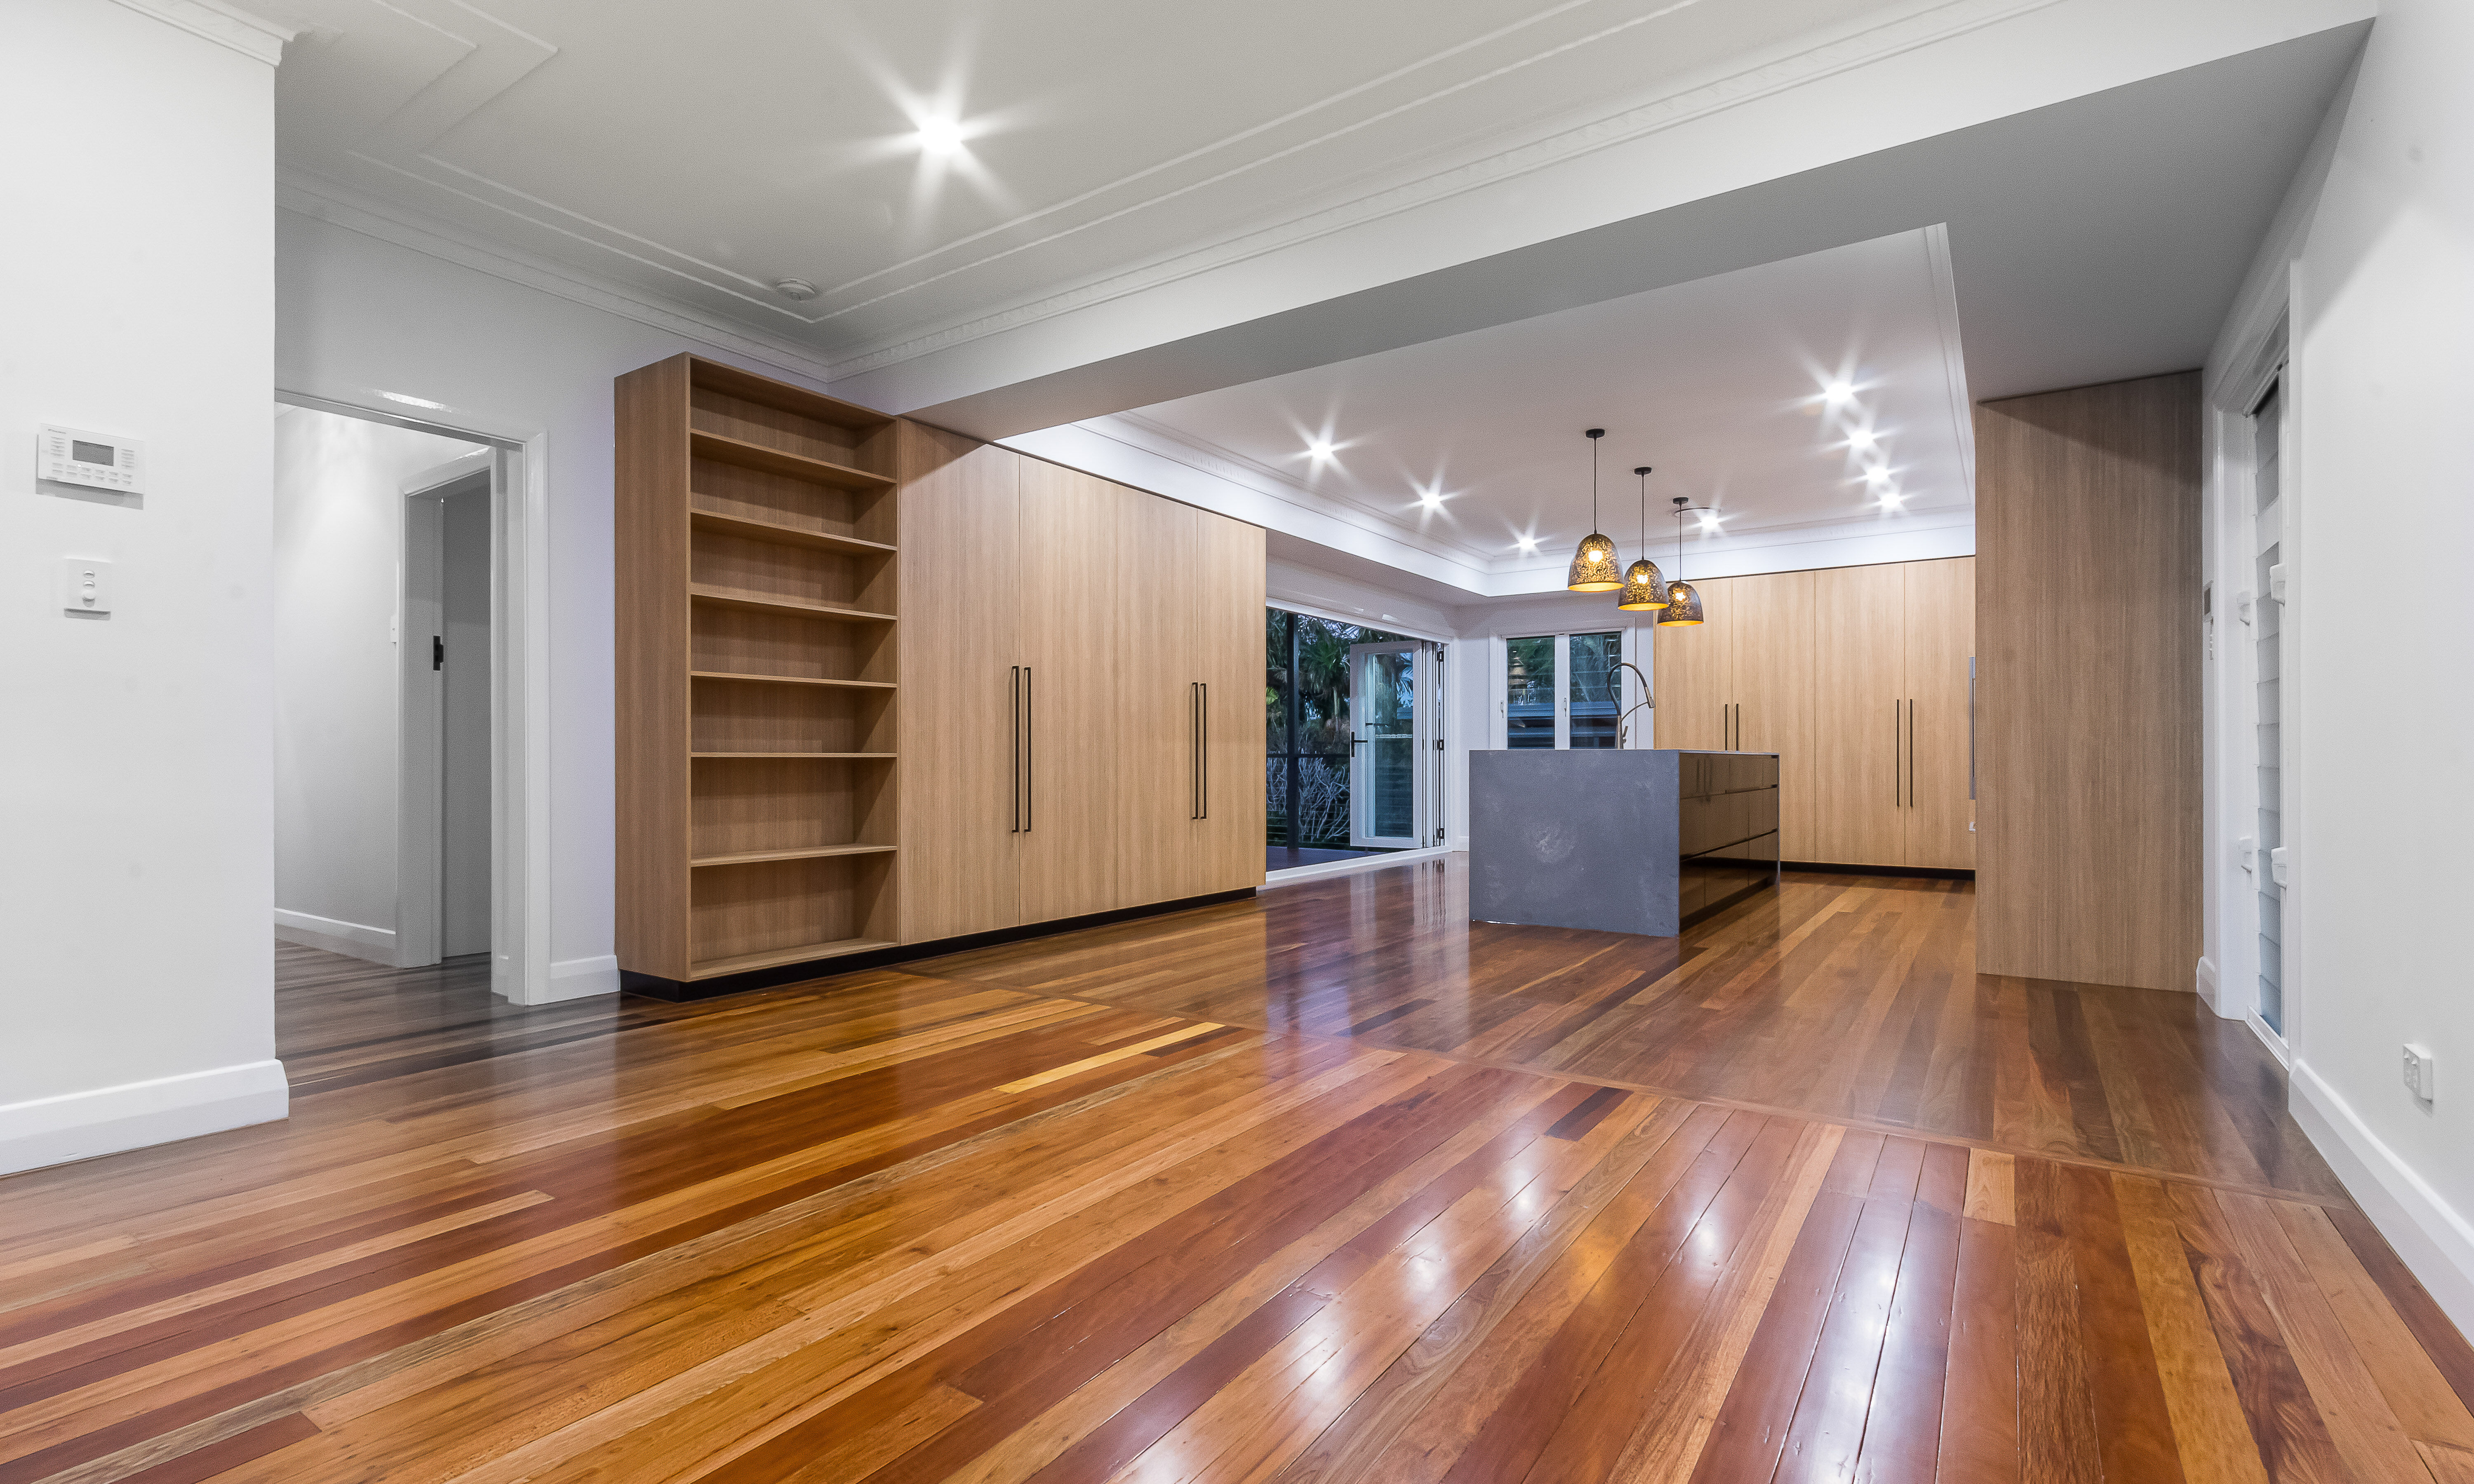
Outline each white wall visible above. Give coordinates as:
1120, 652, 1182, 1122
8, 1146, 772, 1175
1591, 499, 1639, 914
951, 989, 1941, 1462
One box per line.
0, 0, 287, 1173
275, 209, 842, 997
271, 408, 480, 960
2202, 0, 2474, 1332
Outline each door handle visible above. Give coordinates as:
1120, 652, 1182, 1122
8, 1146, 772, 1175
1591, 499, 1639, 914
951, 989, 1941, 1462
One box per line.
1011, 666, 1022, 834
1906, 699, 1916, 807
1893, 700, 1901, 807
1201, 681, 1209, 820
1023, 667, 1034, 834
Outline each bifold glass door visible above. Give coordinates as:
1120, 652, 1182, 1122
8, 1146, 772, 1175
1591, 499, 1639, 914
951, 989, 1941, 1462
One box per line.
1349, 641, 1429, 848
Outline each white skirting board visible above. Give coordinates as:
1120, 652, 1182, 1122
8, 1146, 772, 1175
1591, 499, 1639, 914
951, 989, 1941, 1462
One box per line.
2291, 1059, 2474, 1339
543, 954, 619, 1002
273, 908, 395, 965
0, 1060, 290, 1176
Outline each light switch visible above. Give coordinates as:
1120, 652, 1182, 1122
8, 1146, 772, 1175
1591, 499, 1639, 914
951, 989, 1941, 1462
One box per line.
58, 558, 111, 615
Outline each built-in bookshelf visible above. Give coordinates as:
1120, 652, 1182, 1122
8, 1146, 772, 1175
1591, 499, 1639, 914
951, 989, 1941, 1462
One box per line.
616, 355, 899, 984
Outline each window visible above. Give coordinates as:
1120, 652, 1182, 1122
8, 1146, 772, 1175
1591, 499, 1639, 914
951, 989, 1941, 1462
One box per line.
1501, 630, 1639, 749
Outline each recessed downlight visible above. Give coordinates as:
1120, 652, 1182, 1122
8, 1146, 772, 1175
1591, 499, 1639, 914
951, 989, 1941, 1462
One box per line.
774, 278, 820, 301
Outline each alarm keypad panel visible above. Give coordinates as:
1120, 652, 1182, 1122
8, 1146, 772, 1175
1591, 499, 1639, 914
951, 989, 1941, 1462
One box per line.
40, 425, 145, 494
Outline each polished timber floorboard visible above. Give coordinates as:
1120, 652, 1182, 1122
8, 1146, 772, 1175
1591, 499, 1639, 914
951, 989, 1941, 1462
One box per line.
3, 871, 2470, 1482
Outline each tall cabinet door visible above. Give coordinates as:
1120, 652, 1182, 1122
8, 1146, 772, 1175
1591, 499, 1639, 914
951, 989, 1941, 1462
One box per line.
1729, 571, 1816, 860
1201, 514, 1268, 892
1653, 575, 1733, 751
1902, 557, 1977, 869
1019, 460, 1127, 922
1121, 492, 1206, 907
1811, 564, 1905, 866
896, 425, 1022, 942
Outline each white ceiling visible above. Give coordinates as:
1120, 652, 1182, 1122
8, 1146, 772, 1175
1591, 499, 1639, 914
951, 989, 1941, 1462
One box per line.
1110, 229, 1969, 576
261, 0, 1980, 370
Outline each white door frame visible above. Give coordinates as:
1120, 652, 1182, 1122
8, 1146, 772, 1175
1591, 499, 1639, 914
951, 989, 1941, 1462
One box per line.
280, 391, 554, 1005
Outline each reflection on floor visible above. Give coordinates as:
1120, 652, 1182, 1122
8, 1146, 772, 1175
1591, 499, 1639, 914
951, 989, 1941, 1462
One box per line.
1267, 844, 1394, 872
5, 864, 2471, 1484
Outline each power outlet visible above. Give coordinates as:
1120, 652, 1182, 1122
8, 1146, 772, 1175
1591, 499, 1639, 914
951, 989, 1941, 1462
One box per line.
2403, 1043, 2437, 1103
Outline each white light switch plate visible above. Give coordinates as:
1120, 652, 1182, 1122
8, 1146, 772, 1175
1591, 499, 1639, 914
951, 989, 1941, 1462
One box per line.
58, 557, 111, 614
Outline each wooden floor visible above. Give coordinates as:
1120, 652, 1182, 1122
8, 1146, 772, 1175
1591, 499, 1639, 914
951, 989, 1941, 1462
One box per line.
5, 866, 2471, 1484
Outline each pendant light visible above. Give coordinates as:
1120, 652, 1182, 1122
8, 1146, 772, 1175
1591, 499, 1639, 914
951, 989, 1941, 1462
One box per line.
1617, 465, 1667, 611
1658, 495, 1706, 626
1565, 428, 1622, 592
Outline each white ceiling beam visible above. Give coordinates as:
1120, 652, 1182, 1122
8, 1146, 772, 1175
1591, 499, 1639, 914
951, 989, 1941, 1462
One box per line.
851, 0, 2371, 436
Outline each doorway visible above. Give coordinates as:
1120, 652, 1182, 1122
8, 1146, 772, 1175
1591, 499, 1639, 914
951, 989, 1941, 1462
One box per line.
1265, 606, 1443, 872
273, 397, 540, 1000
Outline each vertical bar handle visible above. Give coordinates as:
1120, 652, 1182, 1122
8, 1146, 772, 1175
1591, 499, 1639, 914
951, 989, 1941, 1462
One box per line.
1023, 667, 1034, 834
1190, 682, 1201, 820
1906, 699, 1916, 808
1011, 667, 1022, 834
1893, 700, 1902, 807
1200, 682, 1210, 820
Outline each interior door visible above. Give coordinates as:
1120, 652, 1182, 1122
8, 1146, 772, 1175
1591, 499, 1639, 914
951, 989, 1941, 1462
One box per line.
1018, 460, 1126, 922
1811, 563, 1904, 866
1729, 571, 1815, 861
1349, 641, 1423, 848
894, 425, 1022, 942
1902, 557, 1976, 869
1653, 575, 1732, 751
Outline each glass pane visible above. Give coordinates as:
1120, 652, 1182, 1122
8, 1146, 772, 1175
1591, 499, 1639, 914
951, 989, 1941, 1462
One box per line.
1265, 609, 1290, 752
1568, 632, 1622, 749
1364, 649, 1415, 838
1506, 636, 1555, 748
1293, 756, 1349, 846
1294, 615, 1357, 757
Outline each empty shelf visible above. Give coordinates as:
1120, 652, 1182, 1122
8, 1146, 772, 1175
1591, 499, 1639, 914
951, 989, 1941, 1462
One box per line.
690, 843, 898, 868
689, 430, 894, 491
689, 506, 896, 556
688, 585, 897, 622
690, 671, 896, 689
690, 751, 896, 760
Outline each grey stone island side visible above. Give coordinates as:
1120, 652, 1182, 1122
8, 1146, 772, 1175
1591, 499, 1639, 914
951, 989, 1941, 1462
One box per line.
1467, 749, 1782, 937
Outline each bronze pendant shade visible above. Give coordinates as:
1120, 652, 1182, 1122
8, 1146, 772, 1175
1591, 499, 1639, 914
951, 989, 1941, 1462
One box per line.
1617, 465, 1667, 610
1655, 494, 1707, 626
1566, 429, 1623, 591
1658, 580, 1705, 625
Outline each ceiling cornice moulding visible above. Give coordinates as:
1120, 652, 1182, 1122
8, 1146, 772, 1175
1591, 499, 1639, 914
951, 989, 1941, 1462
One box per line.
276, 169, 847, 393
113, 0, 296, 64
815, 0, 2066, 383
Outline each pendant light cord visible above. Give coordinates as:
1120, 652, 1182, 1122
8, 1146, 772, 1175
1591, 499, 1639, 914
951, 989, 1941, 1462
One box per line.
1589, 430, 1602, 534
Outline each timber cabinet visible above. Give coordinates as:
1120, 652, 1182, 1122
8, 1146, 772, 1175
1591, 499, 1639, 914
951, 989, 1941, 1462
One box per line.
618, 357, 1265, 993
1657, 556, 1973, 871
616, 355, 903, 983
895, 446, 1264, 943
